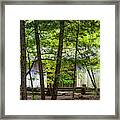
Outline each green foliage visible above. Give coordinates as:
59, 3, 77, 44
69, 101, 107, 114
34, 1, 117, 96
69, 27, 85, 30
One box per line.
25, 20, 100, 86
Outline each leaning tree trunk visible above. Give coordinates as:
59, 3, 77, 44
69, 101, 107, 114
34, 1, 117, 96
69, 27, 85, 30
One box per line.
34, 20, 45, 100
51, 21, 64, 100
87, 69, 96, 89
20, 20, 27, 100
87, 68, 99, 95
91, 68, 97, 86
73, 22, 79, 99
90, 68, 99, 95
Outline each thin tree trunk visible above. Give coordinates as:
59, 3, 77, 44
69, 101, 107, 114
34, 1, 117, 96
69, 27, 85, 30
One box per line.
27, 51, 34, 100
34, 20, 45, 100
91, 68, 97, 86
83, 47, 98, 93
25, 60, 36, 77
87, 69, 96, 89
20, 20, 27, 100
73, 22, 79, 99
87, 33, 98, 94
90, 68, 99, 95
51, 21, 64, 100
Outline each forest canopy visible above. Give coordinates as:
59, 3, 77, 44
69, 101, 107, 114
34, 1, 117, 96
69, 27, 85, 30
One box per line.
20, 20, 100, 100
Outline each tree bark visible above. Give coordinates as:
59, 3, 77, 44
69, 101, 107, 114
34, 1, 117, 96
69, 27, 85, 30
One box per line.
91, 68, 97, 86
20, 20, 27, 100
51, 21, 64, 100
90, 68, 99, 95
27, 51, 34, 100
73, 22, 79, 99
34, 20, 45, 100
87, 69, 96, 89
25, 60, 35, 77
87, 69, 99, 95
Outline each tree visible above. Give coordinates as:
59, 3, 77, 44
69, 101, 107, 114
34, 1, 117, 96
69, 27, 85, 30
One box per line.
51, 20, 64, 100
73, 21, 79, 99
22, 20, 100, 100
20, 20, 27, 100
27, 51, 35, 99
77, 20, 100, 94
34, 20, 45, 100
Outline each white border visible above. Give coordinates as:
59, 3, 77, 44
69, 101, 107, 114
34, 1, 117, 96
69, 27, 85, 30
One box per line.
5, 5, 115, 115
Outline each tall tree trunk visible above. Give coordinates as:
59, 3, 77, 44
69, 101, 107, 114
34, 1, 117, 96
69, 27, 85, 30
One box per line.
27, 51, 34, 100
34, 20, 45, 100
51, 21, 64, 100
84, 45, 98, 94
73, 22, 79, 99
20, 20, 27, 100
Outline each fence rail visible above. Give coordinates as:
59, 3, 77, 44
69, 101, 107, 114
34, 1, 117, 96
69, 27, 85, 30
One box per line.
26, 87, 100, 92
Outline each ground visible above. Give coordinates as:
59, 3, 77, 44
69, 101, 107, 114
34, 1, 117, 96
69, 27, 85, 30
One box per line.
26, 91, 100, 100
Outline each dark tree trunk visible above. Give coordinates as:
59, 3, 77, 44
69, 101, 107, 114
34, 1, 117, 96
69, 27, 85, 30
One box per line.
90, 68, 99, 95
91, 68, 97, 86
20, 20, 27, 100
51, 21, 64, 100
73, 22, 79, 99
34, 20, 45, 100
87, 69, 96, 89
27, 51, 34, 100
87, 69, 99, 95
83, 46, 98, 94
25, 60, 35, 77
